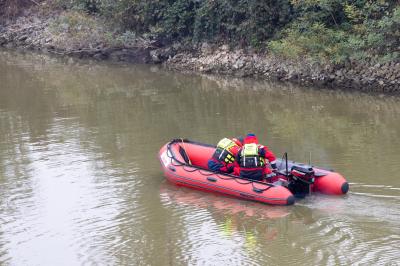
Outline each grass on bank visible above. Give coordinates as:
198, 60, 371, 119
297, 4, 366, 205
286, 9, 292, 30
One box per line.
48, 11, 149, 50
2, 0, 400, 64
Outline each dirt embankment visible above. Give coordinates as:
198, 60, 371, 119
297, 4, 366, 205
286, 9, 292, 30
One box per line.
1, 9, 399, 93
165, 44, 400, 93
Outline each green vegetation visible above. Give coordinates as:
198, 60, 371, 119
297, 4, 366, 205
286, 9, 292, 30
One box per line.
51, 0, 293, 46
48, 11, 109, 49
4, 0, 400, 64
269, 0, 400, 63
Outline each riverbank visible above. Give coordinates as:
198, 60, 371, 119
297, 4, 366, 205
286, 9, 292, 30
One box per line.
166, 45, 400, 93
1, 9, 399, 93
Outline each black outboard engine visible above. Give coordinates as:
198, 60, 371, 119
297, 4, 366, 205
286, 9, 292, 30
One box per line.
288, 165, 315, 198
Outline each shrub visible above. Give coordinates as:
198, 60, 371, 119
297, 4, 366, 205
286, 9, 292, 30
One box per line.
37, 0, 400, 64
269, 1, 399, 64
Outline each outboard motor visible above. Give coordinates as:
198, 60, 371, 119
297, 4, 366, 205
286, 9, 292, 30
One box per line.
288, 165, 315, 198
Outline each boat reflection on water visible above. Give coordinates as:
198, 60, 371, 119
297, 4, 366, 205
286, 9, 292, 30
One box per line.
159, 181, 318, 235
160, 182, 291, 219
159, 182, 294, 249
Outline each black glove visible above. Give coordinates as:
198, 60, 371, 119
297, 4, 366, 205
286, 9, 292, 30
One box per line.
266, 173, 276, 179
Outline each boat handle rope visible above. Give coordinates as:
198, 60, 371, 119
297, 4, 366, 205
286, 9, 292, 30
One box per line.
166, 139, 274, 190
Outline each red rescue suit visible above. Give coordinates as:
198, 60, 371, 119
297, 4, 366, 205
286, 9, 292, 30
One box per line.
235, 134, 277, 181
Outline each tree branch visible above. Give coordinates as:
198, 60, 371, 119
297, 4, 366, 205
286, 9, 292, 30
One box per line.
28, 0, 40, 6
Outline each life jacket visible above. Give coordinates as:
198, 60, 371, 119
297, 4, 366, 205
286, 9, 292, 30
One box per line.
212, 138, 240, 164
239, 143, 265, 168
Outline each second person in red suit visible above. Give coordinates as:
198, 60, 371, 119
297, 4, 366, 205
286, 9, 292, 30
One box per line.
235, 133, 277, 181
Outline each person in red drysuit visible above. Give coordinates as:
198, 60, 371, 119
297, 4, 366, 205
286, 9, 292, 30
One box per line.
208, 137, 243, 173
235, 133, 277, 181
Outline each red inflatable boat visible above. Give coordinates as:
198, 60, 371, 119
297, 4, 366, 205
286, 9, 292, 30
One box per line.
159, 139, 349, 206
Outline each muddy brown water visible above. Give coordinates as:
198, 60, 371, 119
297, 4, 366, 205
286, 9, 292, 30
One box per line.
0, 49, 399, 265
